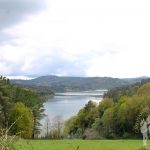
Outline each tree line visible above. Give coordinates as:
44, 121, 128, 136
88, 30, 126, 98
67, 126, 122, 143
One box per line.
64, 80, 150, 139
2, 75, 150, 140
0, 76, 47, 139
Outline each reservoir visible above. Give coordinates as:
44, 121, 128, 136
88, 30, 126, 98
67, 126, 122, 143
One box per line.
42, 90, 107, 122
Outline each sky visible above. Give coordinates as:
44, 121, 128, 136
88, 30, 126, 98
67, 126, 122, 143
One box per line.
0, 0, 150, 79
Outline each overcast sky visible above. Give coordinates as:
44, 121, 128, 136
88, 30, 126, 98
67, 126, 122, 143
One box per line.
1, 0, 150, 79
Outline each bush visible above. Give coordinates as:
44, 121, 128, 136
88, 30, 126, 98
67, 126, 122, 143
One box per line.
0, 128, 18, 150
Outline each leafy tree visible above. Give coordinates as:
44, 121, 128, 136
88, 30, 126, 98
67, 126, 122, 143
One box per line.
65, 81, 150, 139
137, 82, 150, 97
64, 116, 78, 137
0, 92, 12, 128
98, 98, 114, 117
0, 76, 45, 139
9, 102, 34, 138
102, 107, 114, 138
65, 101, 97, 138
14, 88, 45, 138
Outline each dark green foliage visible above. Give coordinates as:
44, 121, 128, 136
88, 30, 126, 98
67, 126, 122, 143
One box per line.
0, 76, 45, 139
65, 101, 98, 138
14, 84, 54, 101
11, 75, 138, 92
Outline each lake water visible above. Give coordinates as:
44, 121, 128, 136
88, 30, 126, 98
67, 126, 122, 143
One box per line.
42, 90, 107, 123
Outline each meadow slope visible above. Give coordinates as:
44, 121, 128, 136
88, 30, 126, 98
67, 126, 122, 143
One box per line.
15, 140, 148, 150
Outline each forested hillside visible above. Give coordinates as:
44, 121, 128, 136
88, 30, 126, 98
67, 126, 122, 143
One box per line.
15, 84, 54, 101
11, 75, 147, 92
2, 74, 150, 140
65, 79, 150, 139
104, 78, 150, 102
0, 76, 47, 139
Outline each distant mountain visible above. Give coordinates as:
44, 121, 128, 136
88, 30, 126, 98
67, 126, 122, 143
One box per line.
122, 76, 149, 83
11, 75, 149, 92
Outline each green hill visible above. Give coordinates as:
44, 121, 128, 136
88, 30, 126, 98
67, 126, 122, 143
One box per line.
11, 75, 147, 92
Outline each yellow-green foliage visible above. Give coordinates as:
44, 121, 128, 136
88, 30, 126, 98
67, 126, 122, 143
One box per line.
65, 82, 150, 138
9, 102, 34, 138
137, 82, 150, 97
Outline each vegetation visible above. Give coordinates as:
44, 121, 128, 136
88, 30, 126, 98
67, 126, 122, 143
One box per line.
13, 84, 54, 101
43, 115, 64, 139
2, 75, 150, 140
13, 140, 148, 150
0, 76, 46, 139
104, 78, 150, 102
9, 102, 34, 138
11, 75, 142, 92
0, 128, 18, 150
1, 75, 150, 149
65, 80, 150, 139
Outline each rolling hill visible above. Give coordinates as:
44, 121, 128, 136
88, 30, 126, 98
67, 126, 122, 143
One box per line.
11, 75, 149, 92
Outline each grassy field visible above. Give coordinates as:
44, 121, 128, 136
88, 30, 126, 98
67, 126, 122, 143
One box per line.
14, 140, 150, 150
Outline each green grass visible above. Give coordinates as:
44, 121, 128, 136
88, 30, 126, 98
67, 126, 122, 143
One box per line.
14, 140, 150, 150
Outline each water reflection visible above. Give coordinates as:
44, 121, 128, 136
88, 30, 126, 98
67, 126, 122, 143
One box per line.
43, 90, 106, 121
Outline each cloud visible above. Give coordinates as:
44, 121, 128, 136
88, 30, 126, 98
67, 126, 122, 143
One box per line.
0, 0, 46, 29
0, 46, 90, 77
0, 0, 46, 43
1, 0, 150, 78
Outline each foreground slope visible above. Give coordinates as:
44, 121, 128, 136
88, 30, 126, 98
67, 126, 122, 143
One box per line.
15, 140, 145, 150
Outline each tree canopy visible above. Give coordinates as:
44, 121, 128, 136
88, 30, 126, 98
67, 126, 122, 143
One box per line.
0, 76, 46, 139
65, 80, 150, 139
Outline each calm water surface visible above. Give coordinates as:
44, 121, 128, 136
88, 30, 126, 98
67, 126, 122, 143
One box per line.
43, 90, 107, 121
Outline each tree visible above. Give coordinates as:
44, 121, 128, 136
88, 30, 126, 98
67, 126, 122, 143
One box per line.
0, 76, 45, 139
15, 88, 45, 138
0, 92, 12, 128
65, 101, 98, 138
98, 98, 114, 117
9, 102, 34, 138
44, 116, 51, 138
64, 116, 78, 137
45, 116, 64, 139
102, 107, 114, 138
137, 82, 150, 97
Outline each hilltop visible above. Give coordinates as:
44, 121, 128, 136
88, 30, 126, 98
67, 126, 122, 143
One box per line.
11, 75, 149, 92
